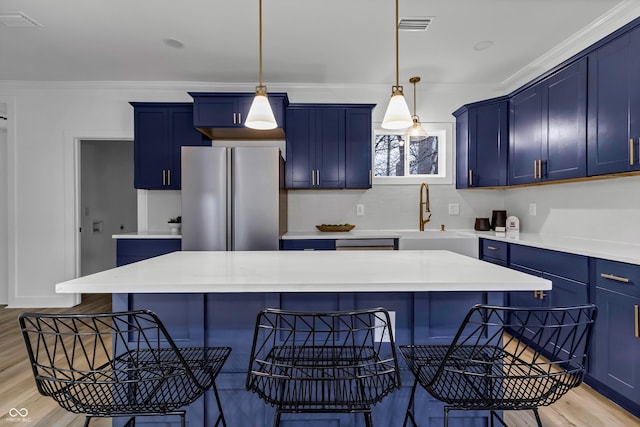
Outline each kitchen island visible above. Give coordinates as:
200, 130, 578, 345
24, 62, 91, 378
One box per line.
56, 250, 550, 427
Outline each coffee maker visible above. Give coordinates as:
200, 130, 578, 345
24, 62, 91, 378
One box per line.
491, 210, 507, 231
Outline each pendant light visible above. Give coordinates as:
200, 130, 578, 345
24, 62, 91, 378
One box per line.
381, 0, 412, 130
404, 76, 428, 142
245, 0, 277, 130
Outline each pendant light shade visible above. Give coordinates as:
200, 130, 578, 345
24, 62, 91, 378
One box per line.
382, 0, 412, 130
245, 0, 277, 130
404, 76, 428, 141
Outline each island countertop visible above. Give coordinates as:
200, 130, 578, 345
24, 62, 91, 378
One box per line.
56, 250, 551, 294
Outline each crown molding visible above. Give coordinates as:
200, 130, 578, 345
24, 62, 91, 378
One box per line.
499, 0, 640, 92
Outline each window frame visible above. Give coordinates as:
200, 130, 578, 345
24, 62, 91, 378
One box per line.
372, 121, 454, 185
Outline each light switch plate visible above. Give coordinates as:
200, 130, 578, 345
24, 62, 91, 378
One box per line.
356, 204, 364, 216
529, 203, 537, 216
448, 203, 460, 215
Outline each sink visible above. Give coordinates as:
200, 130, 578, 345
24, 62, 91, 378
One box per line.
396, 230, 479, 258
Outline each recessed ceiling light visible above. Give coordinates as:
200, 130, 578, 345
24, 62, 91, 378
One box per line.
163, 38, 184, 49
473, 40, 494, 51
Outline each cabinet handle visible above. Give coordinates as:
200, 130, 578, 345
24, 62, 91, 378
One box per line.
635, 305, 639, 338
238, 112, 242, 124
162, 169, 166, 186
316, 170, 320, 185
538, 160, 543, 179
630, 138, 635, 166
533, 290, 539, 299
533, 160, 538, 179
167, 169, 171, 186
487, 246, 498, 251
538, 291, 546, 300
600, 273, 630, 283
311, 170, 315, 186
233, 113, 237, 125
369, 169, 372, 186
469, 169, 473, 186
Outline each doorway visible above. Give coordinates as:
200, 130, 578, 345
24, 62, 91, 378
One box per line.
79, 140, 136, 276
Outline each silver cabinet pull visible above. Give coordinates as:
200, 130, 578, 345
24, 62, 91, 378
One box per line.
238, 112, 242, 124
630, 138, 635, 166
311, 170, 315, 186
635, 305, 639, 338
600, 273, 630, 283
233, 113, 236, 124
487, 246, 498, 251
316, 170, 320, 185
162, 169, 166, 186
369, 169, 372, 186
533, 160, 538, 179
167, 169, 171, 186
469, 169, 473, 186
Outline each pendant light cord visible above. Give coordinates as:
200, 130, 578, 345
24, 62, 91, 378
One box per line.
395, 0, 399, 87
413, 81, 417, 115
259, 0, 263, 87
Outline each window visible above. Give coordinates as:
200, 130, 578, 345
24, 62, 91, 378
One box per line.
373, 122, 453, 185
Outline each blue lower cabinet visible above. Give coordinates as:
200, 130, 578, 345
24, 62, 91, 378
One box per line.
116, 238, 181, 266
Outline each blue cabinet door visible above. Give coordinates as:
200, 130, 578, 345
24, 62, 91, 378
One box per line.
542, 58, 587, 181
116, 238, 181, 266
509, 86, 543, 185
133, 107, 171, 189
315, 107, 346, 188
285, 107, 315, 188
345, 107, 373, 189
190, 92, 288, 129
588, 26, 640, 175
472, 100, 508, 187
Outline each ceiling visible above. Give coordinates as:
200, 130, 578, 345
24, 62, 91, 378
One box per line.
0, 0, 636, 88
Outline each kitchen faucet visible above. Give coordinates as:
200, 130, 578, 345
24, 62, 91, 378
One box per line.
419, 182, 431, 231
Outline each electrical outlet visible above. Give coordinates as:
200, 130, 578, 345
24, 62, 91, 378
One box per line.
529, 203, 537, 216
356, 204, 365, 216
375, 310, 396, 343
448, 203, 460, 215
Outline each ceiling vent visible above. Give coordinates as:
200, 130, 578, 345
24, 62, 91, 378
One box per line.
398, 17, 433, 31
0, 12, 42, 27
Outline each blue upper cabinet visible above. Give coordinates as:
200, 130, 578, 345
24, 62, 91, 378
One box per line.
509, 58, 587, 185
285, 104, 374, 189
587, 26, 640, 176
131, 103, 209, 190
454, 98, 508, 188
189, 92, 288, 140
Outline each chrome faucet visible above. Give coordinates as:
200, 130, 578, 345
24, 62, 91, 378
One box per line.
419, 182, 431, 231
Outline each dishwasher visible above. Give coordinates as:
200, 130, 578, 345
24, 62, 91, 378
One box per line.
335, 238, 397, 251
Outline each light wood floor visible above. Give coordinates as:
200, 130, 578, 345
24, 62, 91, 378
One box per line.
1, 294, 639, 427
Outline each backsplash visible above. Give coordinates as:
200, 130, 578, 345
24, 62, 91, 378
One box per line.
142, 174, 640, 245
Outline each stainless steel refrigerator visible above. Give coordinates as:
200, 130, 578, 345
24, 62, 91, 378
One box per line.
181, 145, 287, 251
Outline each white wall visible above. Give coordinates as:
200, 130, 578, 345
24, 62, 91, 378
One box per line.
0, 102, 7, 304
80, 140, 137, 275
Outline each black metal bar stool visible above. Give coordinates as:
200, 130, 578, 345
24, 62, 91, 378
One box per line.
246, 307, 401, 426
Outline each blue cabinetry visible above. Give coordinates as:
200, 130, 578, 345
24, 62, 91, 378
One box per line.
116, 238, 181, 266
591, 259, 640, 411
131, 103, 209, 190
454, 98, 508, 188
587, 25, 640, 176
285, 104, 374, 189
189, 92, 288, 140
280, 239, 336, 251
509, 58, 587, 185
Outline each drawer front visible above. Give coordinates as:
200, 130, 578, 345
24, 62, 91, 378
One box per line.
594, 258, 640, 298
510, 244, 588, 283
480, 239, 508, 263
116, 239, 181, 257
280, 239, 336, 251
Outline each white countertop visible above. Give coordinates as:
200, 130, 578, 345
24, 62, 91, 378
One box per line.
112, 231, 181, 239
282, 229, 402, 240
56, 250, 550, 294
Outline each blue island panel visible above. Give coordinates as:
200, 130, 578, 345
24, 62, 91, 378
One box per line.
113, 290, 504, 427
